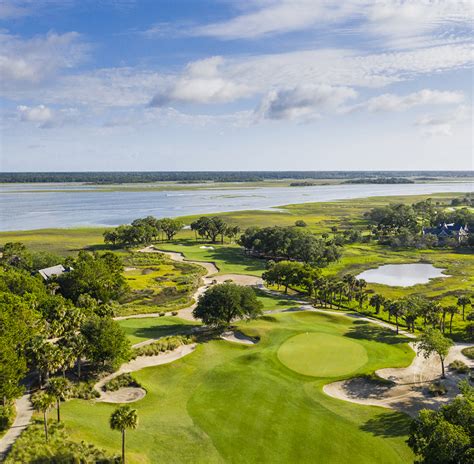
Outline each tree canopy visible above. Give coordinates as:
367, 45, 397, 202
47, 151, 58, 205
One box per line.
239, 226, 341, 266
58, 251, 127, 304
408, 381, 473, 464
193, 283, 263, 328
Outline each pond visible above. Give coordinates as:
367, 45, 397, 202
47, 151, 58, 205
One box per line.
356, 263, 449, 287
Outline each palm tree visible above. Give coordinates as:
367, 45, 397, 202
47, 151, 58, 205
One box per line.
110, 405, 138, 464
31, 391, 55, 442
369, 294, 385, 314
388, 301, 404, 334
445, 305, 459, 335
335, 280, 347, 306
46, 377, 70, 422
440, 306, 448, 333
457, 296, 471, 321
343, 274, 356, 301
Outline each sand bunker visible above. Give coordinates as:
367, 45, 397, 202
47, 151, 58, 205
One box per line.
221, 330, 257, 345
323, 342, 473, 417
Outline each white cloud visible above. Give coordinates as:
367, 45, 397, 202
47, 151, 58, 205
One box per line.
257, 84, 357, 120
16, 104, 79, 128
146, 43, 472, 109
193, 1, 356, 40
0, 31, 88, 89
360, 89, 464, 112
150, 57, 251, 106
415, 104, 471, 137
17, 104, 54, 127
191, 0, 472, 49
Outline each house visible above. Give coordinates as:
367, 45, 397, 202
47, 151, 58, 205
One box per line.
422, 223, 469, 243
38, 264, 68, 280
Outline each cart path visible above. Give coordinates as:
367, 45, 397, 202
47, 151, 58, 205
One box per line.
0, 394, 33, 461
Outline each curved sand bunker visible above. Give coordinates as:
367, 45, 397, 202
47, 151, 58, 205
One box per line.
324, 342, 473, 417
95, 344, 196, 403
220, 330, 258, 345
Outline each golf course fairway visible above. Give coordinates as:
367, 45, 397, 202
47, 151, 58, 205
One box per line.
61, 311, 415, 463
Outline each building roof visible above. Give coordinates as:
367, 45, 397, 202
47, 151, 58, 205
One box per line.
38, 264, 67, 280
423, 223, 469, 237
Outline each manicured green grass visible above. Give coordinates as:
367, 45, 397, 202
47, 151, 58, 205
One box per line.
156, 240, 266, 276
61, 311, 414, 463
118, 316, 199, 345
278, 332, 368, 377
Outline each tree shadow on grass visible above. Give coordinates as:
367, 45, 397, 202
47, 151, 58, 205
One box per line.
345, 320, 411, 345
360, 411, 411, 437
132, 324, 195, 340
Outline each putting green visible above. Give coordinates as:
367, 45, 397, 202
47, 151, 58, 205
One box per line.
278, 332, 368, 377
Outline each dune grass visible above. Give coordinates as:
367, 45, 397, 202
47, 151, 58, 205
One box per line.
60, 311, 414, 463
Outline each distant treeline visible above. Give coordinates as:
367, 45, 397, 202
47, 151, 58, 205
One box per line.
0, 171, 472, 184
344, 177, 415, 184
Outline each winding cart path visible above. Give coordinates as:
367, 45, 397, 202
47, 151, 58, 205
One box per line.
0, 394, 33, 462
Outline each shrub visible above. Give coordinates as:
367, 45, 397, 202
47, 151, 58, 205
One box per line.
159, 312, 165, 317
449, 360, 470, 374
134, 335, 194, 357
5, 422, 120, 463
462, 346, 474, 360
295, 220, 307, 227
104, 373, 141, 392
0, 404, 14, 431
428, 381, 448, 396
70, 381, 100, 400
171, 311, 178, 316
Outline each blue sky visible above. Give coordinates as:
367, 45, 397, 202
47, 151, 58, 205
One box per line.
0, 0, 472, 171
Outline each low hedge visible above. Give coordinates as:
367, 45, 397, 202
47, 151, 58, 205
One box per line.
103, 373, 141, 392
134, 335, 194, 357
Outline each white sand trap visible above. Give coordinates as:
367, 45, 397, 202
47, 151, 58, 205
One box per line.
200, 245, 215, 250
221, 330, 257, 345
212, 274, 263, 286
95, 344, 197, 402
323, 342, 474, 417
100, 387, 146, 404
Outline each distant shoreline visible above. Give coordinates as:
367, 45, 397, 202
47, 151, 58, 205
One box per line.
0, 170, 472, 185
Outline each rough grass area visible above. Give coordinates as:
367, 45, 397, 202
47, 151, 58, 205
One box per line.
0, 227, 107, 255
60, 311, 414, 463
119, 252, 205, 316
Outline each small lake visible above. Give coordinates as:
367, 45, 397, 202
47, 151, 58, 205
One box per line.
357, 263, 449, 287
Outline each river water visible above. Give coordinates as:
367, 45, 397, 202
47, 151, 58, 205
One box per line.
0, 182, 471, 231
